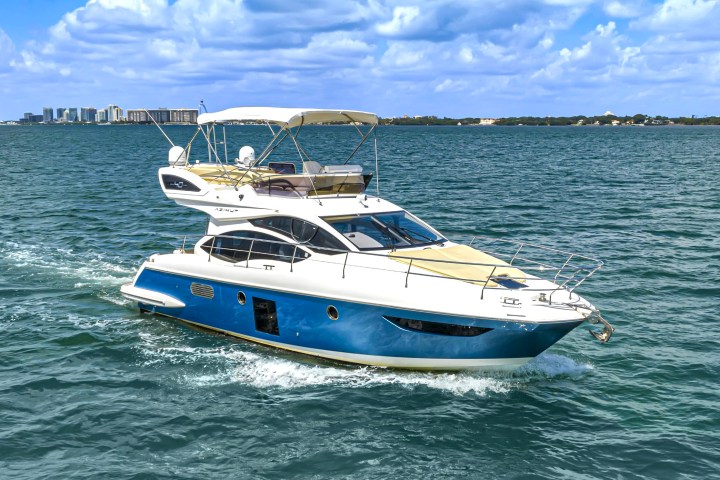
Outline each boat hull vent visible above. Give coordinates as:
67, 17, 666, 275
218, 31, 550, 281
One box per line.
190, 282, 214, 299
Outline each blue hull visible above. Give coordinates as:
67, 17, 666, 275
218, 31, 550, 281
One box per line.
134, 268, 582, 368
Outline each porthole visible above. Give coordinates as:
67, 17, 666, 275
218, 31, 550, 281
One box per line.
326, 305, 339, 321
237, 291, 246, 305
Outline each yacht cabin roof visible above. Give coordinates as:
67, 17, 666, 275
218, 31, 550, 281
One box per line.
197, 107, 378, 128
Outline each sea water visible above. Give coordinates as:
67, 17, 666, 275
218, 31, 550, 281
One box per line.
0, 124, 718, 479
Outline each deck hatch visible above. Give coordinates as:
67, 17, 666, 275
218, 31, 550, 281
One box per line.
384, 316, 491, 337
190, 282, 214, 299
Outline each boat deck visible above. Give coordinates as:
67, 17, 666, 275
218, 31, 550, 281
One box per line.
184, 164, 369, 196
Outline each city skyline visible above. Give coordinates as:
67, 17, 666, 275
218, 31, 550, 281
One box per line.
13, 104, 199, 124
1, 1, 719, 120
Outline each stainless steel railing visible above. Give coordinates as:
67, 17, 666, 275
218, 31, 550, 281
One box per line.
465, 235, 603, 298
171, 232, 603, 300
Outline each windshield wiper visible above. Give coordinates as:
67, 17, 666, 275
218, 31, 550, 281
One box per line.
370, 218, 405, 250
386, 224, 443, 245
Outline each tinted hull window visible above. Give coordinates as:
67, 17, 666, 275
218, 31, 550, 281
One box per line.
254, 298, 279, 335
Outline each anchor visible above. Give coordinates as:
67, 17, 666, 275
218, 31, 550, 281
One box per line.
570, 305, 615, 343
587, 310, 614, 343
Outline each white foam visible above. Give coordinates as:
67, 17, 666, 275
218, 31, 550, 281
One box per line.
65, 312, 117, 330
136, 339, 511, 396
516, 352, 593, 378
96, 292, 134, 307
224, 352, 512, 395
135, 323, 593, 395
1, 241, 135, 296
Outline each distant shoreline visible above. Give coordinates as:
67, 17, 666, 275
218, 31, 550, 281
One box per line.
382, 115, 720, 126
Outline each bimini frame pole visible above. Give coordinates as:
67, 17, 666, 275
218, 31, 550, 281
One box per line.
341, 118, 377, 165
336, 114, 379, 197
374, 132, 380, 198
144, 109, 175, 146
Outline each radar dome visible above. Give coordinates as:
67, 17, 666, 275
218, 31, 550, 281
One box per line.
238, 146, 255, 166
168, 146, 187, 166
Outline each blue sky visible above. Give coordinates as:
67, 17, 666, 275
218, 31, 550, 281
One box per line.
1, 0, 719, 120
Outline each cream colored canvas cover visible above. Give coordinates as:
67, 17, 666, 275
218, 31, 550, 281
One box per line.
390, 245, 526, 287
197, 107, 378, 128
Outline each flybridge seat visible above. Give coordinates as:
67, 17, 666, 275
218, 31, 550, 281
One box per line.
320, 165, 363, 174
166, 141, 368, 195
255, 171, 367, 196
303, 161, 363, 175
170, 161, 367, 196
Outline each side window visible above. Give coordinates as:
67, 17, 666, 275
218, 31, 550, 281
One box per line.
253, 297, 279, 335
249, 216, 348, 255
201, 231, 310, 263
201, 232, 252, 262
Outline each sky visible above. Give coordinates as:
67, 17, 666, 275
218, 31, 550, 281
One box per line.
1, 0, 719, 120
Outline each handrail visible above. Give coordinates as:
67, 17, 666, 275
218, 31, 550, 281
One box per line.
179, 232, 602, 297
480, 266, 497, 300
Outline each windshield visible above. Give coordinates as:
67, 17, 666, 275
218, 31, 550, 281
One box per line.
323, 211, 446, 251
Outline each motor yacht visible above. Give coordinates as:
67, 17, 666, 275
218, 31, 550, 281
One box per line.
121, 107, 614, 370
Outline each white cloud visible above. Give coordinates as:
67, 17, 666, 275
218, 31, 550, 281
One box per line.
376, 6, 421, 36
539, 35, 554, 49
633, 0, 720, 33
10, 50, 58, 73
0, 29, 15, 71
595, 21, 616, 37
306, 32, 373, 55
379, 42, 427, 69
603, 0, 646, 18
434, 78, 468, 93
2, 0, 720, 119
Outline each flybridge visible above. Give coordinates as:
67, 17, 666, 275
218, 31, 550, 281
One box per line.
154, 107, 382, 219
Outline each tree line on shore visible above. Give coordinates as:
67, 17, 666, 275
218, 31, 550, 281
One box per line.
382, 114, 720, 126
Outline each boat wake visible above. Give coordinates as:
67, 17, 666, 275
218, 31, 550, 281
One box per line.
0, 241, 135, 306
3, 242, 134, 284
138, 333, 593, 396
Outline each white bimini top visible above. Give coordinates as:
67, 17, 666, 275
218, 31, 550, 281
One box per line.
197, 107, 378, 128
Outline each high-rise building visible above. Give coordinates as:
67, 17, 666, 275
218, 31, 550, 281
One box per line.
67, 108, 78, 122
97, 110, 108, 122
126, 108, 172, 123
56, 107, 65, 120
43, 107, 54, 123
126, 110, 150, 123
107, 104, 123, 122
126, 108, 198, 124
20, 113, 43, 123
171, 109, 198, 123
80, 107, 97, 122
